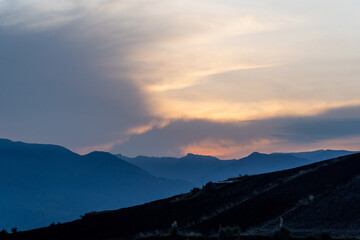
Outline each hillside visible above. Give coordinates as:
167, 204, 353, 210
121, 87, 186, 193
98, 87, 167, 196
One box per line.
0, 139, 192, 230
118, 150, 357, 185
9, 152, 360, 239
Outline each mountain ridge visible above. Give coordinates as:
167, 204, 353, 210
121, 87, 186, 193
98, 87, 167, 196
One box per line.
9, 152, 360, 239
117, 149, 358, 185
0, 139, 193, 230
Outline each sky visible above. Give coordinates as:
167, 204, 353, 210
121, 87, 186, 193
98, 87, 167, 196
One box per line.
1, 0, 360, 159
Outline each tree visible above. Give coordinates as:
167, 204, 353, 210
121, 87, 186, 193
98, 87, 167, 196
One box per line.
0, 229, 9, 239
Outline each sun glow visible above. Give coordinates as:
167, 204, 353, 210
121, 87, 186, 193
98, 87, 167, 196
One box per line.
180, 138, 280, 159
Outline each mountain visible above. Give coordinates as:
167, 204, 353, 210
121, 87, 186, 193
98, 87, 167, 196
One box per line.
281, 149, 359, 161
199, 152, 310, 183
118, 150, 357, 185
116, 153, 224, 185
9, 152, 360, 239
0, 139, 192, 230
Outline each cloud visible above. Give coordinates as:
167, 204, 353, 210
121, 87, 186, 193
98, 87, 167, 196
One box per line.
0, 1, 301, 149
280, 106, 360, 142
0, 24, 151, 150
0, 1, 79, 30
1, 0, 360, 156
156, 62, 360, 121
180, 138, 278, 160
113, 105, 360, 158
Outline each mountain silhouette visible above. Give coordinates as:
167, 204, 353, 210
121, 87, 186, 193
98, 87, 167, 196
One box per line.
117, 153, 222, 185
118, 150, 357, 185
0, 139, 192, 230
9, 152, 360, 239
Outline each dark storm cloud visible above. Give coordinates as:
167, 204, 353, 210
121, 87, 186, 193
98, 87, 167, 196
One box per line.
113, 105, 360, 157
0, 27, 151, 148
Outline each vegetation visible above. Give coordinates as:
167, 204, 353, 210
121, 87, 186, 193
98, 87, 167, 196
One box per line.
273, 227, 291, 240
170, 227, 179, 239
321, 232, 332, 240
191, 187, 201, 195
80, 211, 99, 219
0, 229, 8, 239
218, 226, 241, 240
203, 181, 216, 191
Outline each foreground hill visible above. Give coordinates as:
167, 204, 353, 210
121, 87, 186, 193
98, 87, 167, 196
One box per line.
118, 150, 357, 185
0, 139, 192, 230
10, 152, 360, 239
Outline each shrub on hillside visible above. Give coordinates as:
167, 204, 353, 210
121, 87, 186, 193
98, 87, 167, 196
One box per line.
203, 181, 216, 192
80, 211, 98, 219
321, 232, 332, 240
190, 187, 201, 195
273, 227, 291, 240
0, 229, 8, 239
49, 222, 56, 227
218, 226, 241, 240
170, 227, 179, 239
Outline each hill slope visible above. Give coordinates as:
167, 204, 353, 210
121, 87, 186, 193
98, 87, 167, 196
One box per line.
0, 139, 192, 230
10, 152, 360, 239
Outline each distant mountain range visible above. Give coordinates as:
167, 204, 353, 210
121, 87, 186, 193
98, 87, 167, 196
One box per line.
1, 138, 357, 232
117, 150, 357, 185
11, 152, 360, 239
0, 139, 192, 230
